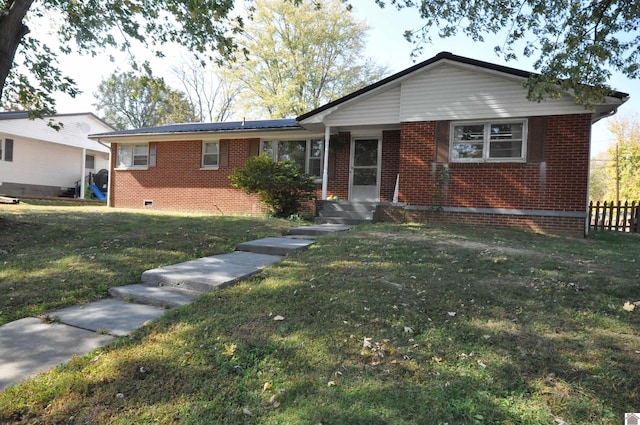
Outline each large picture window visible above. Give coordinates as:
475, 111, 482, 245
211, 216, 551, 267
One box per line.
451, 121, 526, 162
117, 144, 148, 168
202, 141, 219, 168
261, 139, 323, 178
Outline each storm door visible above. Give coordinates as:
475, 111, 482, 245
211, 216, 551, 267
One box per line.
349, 138, 381, 202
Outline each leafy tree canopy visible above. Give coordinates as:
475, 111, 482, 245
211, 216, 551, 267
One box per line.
235, 0, 388, 118
0, 0, 242, 117
94, 70, 199, 130
605, 115, 640, 201
374, 0, 638, 106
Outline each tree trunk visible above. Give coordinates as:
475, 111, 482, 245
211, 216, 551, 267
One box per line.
0, 0, 35, 100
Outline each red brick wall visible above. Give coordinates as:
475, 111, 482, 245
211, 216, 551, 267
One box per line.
398, 121, 437, 204
394, 115, 592, 212
375, 205, 585, 237
110, 139, 265, 215
325, 132, 350, 200
380, 130, 401, 202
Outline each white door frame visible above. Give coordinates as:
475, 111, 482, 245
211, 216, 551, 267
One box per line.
349, 136, 382, 202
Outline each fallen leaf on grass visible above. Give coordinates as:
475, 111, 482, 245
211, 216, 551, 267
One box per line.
263, 382, 271, 392
432, 355, 443, 364
623, 302, 636, 312
222, 343, 237, 356
242, 408, 252, 416
273, 315, 285, 321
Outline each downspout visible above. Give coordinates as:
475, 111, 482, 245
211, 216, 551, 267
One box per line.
80, 148, 86, 199
322, 125, 330, 200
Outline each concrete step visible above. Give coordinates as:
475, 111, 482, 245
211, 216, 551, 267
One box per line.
141, 251, 284, 293
0, 318, 114, 391
288, 224, 354, 237
47, 299, 167, 337
318, 210, 373, 219
316, 200, 378, 213
109, 284, 200, 308
236, 237, 314, 256
314, 217, 373, 225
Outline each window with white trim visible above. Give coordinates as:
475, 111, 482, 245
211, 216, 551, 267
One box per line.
202, 141, 219, 168
1, 138, 13, 162
261, 139, 323, 178
117, 144, 149, 168
451, 120, 526, 162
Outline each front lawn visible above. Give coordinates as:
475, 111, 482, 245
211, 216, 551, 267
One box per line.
1, 211, 639, 424
0, 202, 292, 326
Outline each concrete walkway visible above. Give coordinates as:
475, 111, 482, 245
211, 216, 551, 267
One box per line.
0, 224, 353, 391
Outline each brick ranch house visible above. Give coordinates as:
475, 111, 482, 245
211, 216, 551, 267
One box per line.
90, 52, 628, 236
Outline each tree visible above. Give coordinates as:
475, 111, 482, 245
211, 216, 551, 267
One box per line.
94, 70, 199, 130
0, 0, 243, 117
229, 154, 317, 218
235, 0, 388, 118
172, 56, 241, 123
378, 0, 639, 106
589, 151, 609, 201
605, 115, 640, 201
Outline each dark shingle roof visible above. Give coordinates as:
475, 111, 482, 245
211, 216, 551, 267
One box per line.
90, 119, 300, 138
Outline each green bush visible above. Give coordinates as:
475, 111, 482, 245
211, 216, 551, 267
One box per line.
229, 154, 317, 218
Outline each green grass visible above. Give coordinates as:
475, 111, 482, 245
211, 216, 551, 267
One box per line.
0, 202, 292, 326
1, 206, 639, 424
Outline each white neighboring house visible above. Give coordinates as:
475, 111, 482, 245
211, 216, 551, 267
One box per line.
0, 112, 113, 199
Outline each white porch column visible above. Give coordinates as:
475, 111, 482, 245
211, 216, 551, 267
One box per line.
321, 125, 331, 200
80, 148, 86, 199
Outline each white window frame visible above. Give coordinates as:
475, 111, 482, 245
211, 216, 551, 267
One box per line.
116, 143, 149, 169
260, 139, 324, 179
450, 119, 527, 163
201, 141, 220, 169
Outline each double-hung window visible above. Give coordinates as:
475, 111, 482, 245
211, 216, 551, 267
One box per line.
261, 139, 323, 179
117, 144, 148, 168
451, 120, 526, 162
202, 141, 219, 168
1, 138, 13, 162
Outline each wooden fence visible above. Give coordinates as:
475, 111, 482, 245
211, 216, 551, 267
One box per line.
588, 201, 639, 233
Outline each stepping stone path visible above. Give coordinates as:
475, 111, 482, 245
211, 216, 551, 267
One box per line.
0, 224, 353, 391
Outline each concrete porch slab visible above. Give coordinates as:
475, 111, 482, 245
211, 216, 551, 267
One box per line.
236, 237, 315, 256
48, 299, 166, 337
0, 318, 114, 391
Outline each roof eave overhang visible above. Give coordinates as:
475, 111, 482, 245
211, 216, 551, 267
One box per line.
89, 126, 321, 143
591, 94, 629, 123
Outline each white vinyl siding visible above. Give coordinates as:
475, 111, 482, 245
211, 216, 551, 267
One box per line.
325, 86, 401, 127
308, 62, 590, 127
450, 120, 527, 162
401, 65, 587, 121
117, 144, 148, 168
202, 141, 219, 168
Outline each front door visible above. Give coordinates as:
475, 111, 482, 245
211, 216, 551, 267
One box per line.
350, 138, 381, 202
